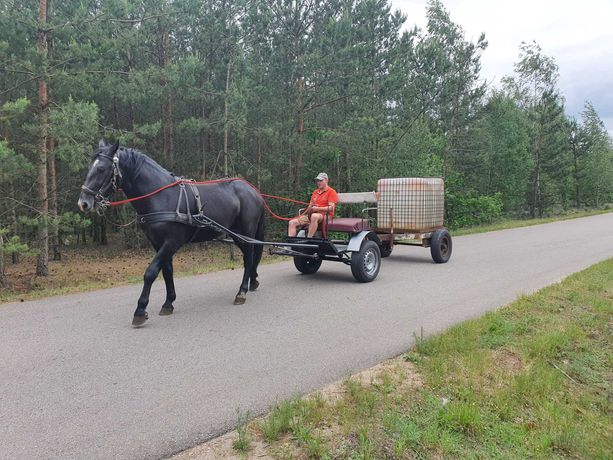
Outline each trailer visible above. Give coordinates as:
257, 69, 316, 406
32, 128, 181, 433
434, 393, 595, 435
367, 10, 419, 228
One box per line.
274, 178, 452, 282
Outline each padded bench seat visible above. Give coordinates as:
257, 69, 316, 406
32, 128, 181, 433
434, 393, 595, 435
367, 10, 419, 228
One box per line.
327, 217, 371, 233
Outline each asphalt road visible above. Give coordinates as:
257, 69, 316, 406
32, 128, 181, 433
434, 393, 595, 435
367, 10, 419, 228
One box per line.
1, 213, 612, 459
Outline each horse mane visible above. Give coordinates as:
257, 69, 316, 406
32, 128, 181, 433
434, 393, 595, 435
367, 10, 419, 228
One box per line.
121, 147, 174, 181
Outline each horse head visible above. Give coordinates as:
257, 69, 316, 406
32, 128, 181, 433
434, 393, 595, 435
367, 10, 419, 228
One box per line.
78, 139, 121, 214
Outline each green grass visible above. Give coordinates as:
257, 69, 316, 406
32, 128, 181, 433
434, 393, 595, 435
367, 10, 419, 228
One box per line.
258, 400, 297, 442
232, 410, 252, 454
247, 258, 613, 459
451, 208, 611, 236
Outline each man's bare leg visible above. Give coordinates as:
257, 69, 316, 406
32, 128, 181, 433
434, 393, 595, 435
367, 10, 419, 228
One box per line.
307, 213, 323, 238
288, 218, 299, 237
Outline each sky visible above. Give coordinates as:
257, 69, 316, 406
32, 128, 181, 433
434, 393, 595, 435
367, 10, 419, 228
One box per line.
389, 0, 613, 135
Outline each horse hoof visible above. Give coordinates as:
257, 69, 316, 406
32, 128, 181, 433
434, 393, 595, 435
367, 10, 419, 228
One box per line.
249, 280, 259, 291
159, 307, 174, 316
233, 293, 246, 305
132, 312, 149, 327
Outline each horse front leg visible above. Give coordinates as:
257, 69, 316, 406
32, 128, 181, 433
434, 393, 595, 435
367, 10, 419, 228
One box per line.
159, 259, 176, 316
233, 243, 253, 305
133, 244, 172, 327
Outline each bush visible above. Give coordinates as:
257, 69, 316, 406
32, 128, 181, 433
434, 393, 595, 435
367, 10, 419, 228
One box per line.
446, 192, 503, 229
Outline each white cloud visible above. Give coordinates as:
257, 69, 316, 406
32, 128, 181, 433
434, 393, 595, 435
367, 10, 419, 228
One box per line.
390, 0, 613, 134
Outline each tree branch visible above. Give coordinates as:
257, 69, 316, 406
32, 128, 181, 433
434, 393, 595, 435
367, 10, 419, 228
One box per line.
303, 95, 350, 113
0, 76, 39, 97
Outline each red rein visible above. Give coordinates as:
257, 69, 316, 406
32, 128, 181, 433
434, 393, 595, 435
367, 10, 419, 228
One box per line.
109, 177, 307, 222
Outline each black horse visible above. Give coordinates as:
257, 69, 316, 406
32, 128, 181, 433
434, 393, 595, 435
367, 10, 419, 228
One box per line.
78, 140, 265, 326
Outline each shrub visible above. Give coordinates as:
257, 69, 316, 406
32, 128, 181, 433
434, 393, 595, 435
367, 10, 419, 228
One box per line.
446, 192, 503, 228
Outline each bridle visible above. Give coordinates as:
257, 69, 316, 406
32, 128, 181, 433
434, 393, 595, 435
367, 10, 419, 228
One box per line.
80, 149, 123, 215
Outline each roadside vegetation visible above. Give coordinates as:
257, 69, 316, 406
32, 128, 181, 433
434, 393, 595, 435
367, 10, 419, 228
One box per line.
0, 240, 270, 303
1, 210, 610, 304
216, 258, 613, 459
451, 207, 612, 236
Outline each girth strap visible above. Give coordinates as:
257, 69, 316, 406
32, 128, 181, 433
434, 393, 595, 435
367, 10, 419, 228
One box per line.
137, 180, 211, 229
136, 211, 225, 235
188, 182, 204, 216
176, 182, 191, 224
137, 212, 191, 225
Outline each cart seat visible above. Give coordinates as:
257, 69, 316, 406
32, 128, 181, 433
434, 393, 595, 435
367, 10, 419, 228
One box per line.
327, 218, 371, 233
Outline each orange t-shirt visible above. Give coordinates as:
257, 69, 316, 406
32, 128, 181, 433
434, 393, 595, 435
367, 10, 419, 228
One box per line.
309, 186, 338, 219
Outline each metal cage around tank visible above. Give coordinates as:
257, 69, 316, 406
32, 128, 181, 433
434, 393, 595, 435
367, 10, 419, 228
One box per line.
375, 178, 445, 233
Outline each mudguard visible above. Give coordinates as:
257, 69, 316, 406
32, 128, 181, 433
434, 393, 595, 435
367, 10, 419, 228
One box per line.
347, 231, 381, 252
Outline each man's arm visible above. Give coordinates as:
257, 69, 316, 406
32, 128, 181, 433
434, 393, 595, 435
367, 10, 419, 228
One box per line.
311, 202, 335, 213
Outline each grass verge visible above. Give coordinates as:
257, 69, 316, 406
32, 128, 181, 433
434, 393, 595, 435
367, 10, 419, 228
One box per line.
0, 242, 281, 304
218, 259, 613, 459
451, 208, 611, 236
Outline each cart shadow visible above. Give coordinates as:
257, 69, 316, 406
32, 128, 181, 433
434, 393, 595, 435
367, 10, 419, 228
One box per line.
385, 254, 433, 264
292, 271, 360, 284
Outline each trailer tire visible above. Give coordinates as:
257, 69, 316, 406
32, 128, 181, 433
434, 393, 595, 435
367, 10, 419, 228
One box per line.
380, 243, 393, 258
351, 240, 381, 282
430, 229, 452, 263
294, 256, 322, 275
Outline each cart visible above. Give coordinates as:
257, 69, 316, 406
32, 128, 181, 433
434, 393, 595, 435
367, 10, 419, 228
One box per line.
274, 178, 452, 283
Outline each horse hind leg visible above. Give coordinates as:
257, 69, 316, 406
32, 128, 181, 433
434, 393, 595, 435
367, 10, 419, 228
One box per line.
249, 216, 265, 292
159, 258, 176, 316
234, 242, 253, 305
248, 245, 263, 292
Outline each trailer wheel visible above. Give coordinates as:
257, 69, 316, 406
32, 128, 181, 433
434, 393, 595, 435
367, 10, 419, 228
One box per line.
294, 255, 322, 275
380, 243, 393, 258
430, 229, 452, 263
351, 240, 381, 282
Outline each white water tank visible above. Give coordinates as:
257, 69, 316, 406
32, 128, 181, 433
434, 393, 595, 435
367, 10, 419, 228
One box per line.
376, 178, 444, 232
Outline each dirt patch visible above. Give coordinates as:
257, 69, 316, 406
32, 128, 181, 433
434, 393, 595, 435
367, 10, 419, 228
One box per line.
1, 240, 277, 303
346, 357, 421, 393
170, 428, 273, 460
314, 357, 422, 405
171, 355, 422, 459
492, 348, 524, 374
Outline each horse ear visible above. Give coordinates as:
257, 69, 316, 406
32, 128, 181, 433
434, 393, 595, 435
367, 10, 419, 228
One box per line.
108, 139, 120, 155
98, 138, 106, 148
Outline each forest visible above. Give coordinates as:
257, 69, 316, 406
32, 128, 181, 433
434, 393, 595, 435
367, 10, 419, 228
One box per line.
1, 0, 612, 282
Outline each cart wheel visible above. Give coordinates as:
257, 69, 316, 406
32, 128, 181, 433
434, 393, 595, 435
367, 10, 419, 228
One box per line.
380, 243, 393, 258
430, 229, 452, 263
351, 240, 381, 282
294, 255, 322, 275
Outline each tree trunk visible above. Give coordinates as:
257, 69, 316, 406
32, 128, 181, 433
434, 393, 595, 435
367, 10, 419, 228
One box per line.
36, 0, 49, 277
9, 182, 19, 264
161, 28, 174, 166
223, 61, 232, 177
256, 134, 261, 189
572, 143, 580, 208
292, 26, 305, 190
0, 233, 7, 288
532, 151, 541, 218
201, 104, 207, 179
48, 137, 61, 260
295, 54, 304, 187
344, 150, 352, 192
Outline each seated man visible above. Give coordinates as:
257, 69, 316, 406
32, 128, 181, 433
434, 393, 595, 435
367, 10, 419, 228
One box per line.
288, 172, 338, 238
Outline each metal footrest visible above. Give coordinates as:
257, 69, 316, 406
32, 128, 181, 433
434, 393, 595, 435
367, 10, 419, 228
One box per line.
270, 247, 319, 258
